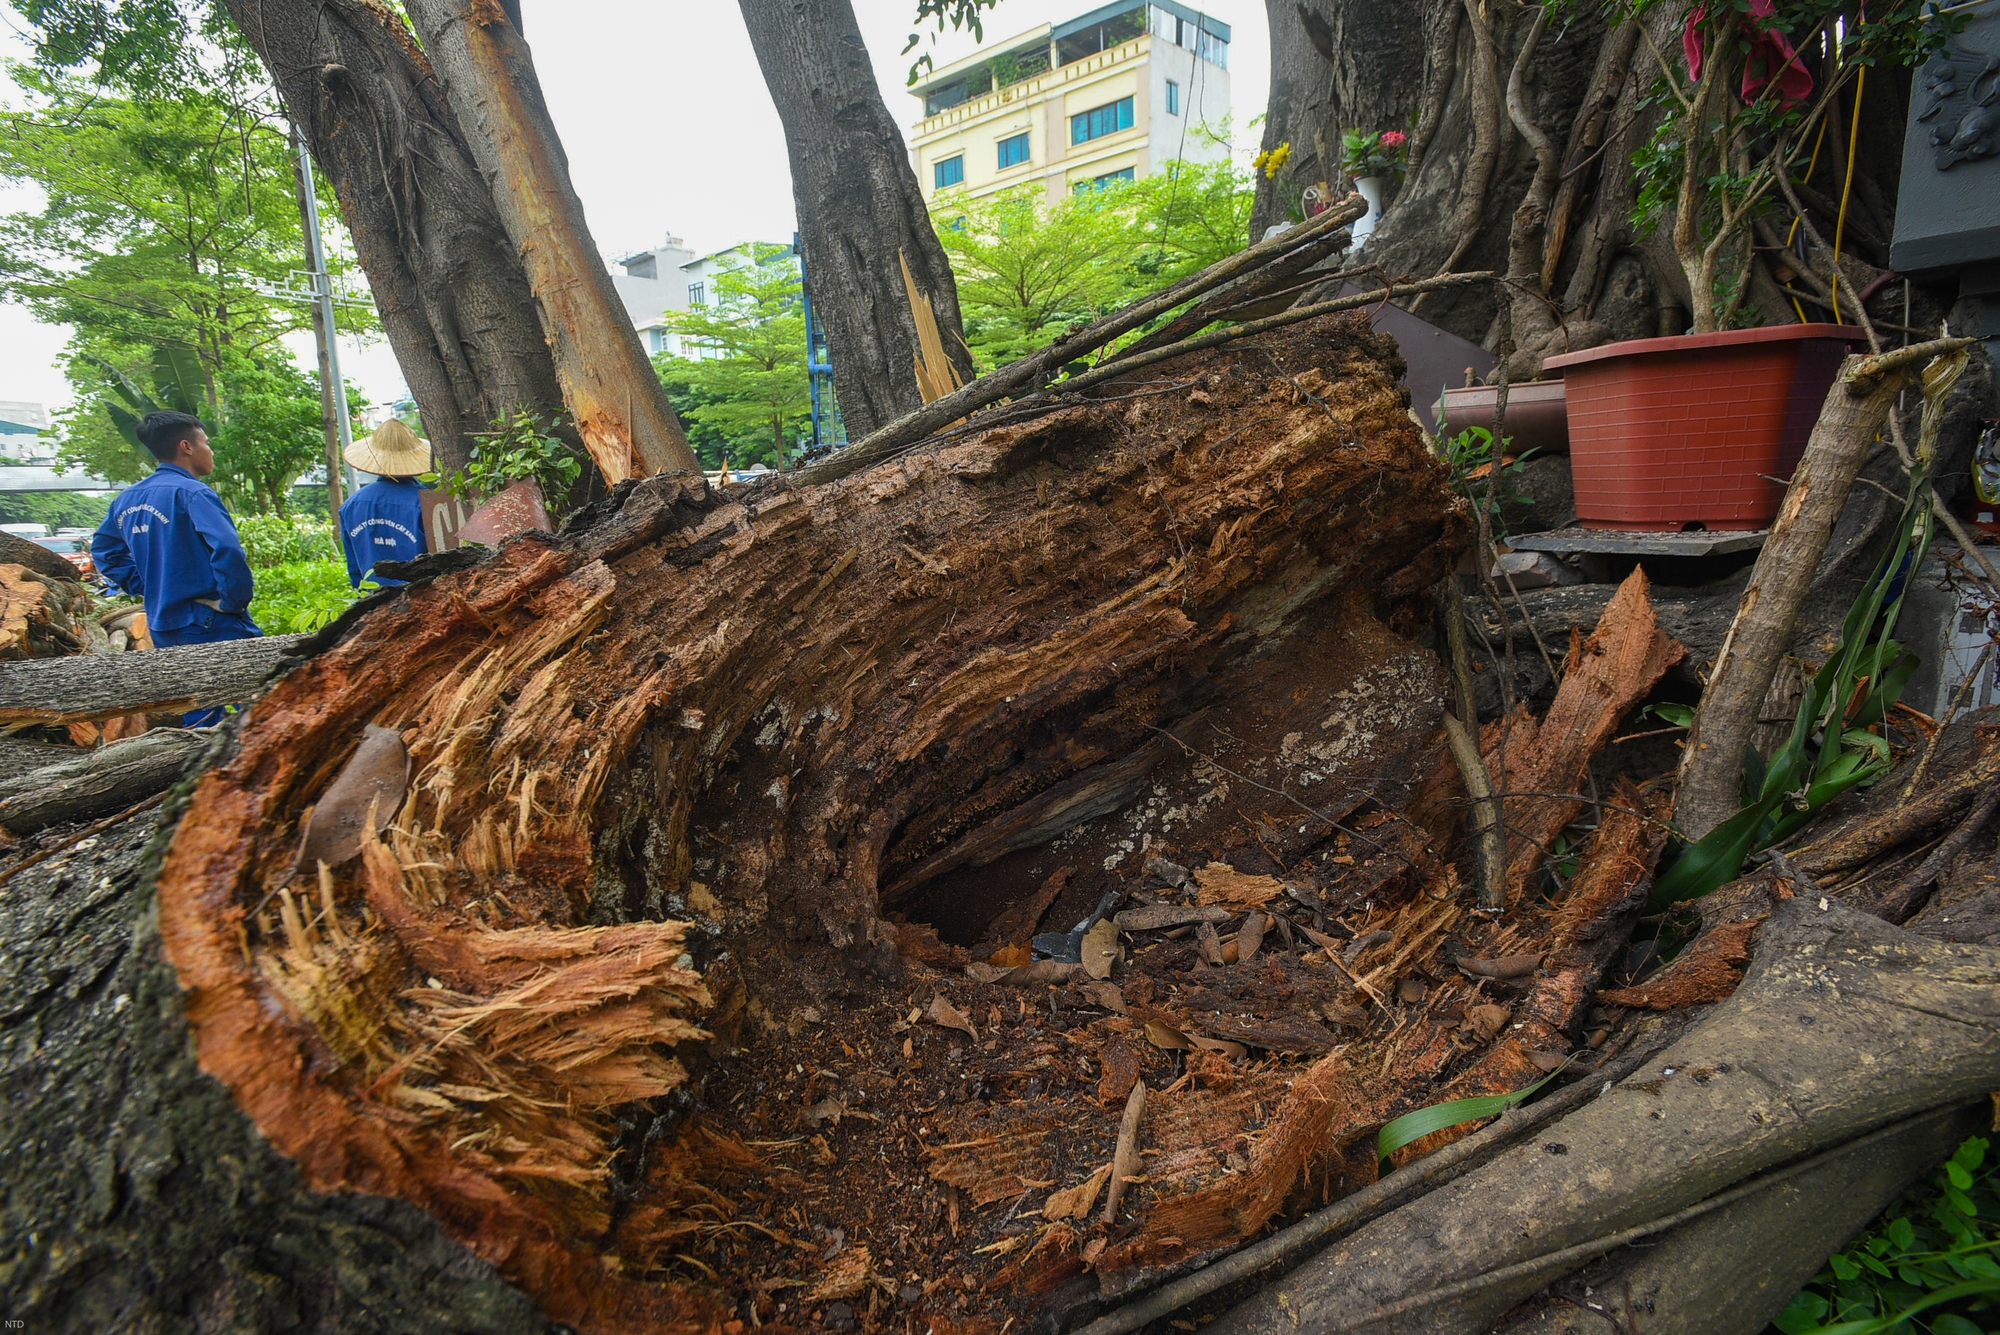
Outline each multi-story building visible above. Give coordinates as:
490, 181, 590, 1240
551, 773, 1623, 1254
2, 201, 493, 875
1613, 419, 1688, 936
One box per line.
907, 0, 1231, 206
611, 237, 791, 360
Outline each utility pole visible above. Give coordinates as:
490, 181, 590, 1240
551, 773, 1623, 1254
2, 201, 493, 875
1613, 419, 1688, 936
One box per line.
290, 124, 359, 508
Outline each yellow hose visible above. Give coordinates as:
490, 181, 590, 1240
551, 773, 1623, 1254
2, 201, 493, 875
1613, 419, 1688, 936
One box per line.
1786, 115, 1831, 324
1831, 64, 1865, 323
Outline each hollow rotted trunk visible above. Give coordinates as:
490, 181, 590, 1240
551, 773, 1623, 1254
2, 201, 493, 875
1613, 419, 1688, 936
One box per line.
7, 316, 1459, 1331
401, 0, 697, 483
218, 0, 572, 475
737, 0, 976, 441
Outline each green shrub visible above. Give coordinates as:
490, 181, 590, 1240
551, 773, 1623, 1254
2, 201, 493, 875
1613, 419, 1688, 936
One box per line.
1776, 1136, 2000, 1334
249, 557, 365, 633
239, 512, 341, 569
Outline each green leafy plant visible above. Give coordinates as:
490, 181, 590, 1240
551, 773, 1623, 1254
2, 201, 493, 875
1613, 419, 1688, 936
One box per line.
1435, 425, 1535, 533
238, 512, 341, 569
248, 558, 367, 634
430, 410, 585, 521
1776, 1137, 2000, 1334
1377, 1061, 1571, 1164
1340, 128, 1409, 179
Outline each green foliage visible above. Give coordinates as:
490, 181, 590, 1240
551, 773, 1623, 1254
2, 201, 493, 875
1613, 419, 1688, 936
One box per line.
1377, 1062, 1569, 1163
0, 51, 369, 515
932, 156, 1259, 370
903, 0, 1004, 83
1340, 128, 1409, 179
248, 558, 366, 634
238, 512, 341, 569
430, 410, 585, 521
0, 489, 109, 531
1776, 1137, 2000, 1335
655, 243, 811, 468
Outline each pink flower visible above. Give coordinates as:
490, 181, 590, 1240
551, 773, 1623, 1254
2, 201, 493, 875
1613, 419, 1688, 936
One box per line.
1379, 130, 1407, 148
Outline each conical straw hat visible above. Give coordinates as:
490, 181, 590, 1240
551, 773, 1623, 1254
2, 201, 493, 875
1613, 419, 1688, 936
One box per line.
344, 418, 432, 476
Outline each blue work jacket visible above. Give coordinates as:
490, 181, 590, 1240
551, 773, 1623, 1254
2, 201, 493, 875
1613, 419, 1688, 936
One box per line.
339, 478, 428, 587
92, 465, 256, 634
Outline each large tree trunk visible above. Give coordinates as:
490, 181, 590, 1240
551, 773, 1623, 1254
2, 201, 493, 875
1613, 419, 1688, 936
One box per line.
402, 0, 697, 482
221, 0, 573, 476
738, 0, 977, 442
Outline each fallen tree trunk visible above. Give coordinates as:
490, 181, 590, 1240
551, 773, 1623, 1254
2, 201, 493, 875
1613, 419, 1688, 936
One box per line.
0, 728, 212, 835
0, 634, 309, 726
1208, 895, 2000, 1335
1490, 1102, 1987, 1335
15, 317, 1467, 1332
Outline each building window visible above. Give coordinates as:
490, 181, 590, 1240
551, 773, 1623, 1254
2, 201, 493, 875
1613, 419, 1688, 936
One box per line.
1070, 97, 1134, 145
688, 281, 706, 307
934, 155, 965, 189
1075, 167, 1136, 193
997, 132, 1031, 169
1165, 79, 1180, 115
648, 328, 665, 353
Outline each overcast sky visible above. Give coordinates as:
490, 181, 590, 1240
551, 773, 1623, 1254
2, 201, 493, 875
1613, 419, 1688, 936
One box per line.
0, 0, 1268, 413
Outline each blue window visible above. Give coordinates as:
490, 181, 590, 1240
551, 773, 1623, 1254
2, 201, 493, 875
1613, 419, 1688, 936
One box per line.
934, 155, 965, 189
1070, 96, 1134, 145
687, 281, 705, 307
1074, 167, 1135, 193
1165, 80, 1180, 116
997, 132, 1031, 169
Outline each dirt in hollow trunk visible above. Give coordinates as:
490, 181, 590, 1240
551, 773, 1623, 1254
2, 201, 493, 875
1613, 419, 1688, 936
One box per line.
148, 314, 1672, 1333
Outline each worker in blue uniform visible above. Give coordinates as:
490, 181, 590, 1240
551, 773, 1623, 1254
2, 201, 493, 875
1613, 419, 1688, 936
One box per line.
337, 418, 431, 587
91, 409, 259, 727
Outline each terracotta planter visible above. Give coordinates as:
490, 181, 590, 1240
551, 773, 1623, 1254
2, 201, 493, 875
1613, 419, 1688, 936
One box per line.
1544, 324, 1863, 531
1440, 380, 1570, 455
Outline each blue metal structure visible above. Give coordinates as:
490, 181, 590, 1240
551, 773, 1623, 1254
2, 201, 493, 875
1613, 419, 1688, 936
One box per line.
793, 233, 846, 456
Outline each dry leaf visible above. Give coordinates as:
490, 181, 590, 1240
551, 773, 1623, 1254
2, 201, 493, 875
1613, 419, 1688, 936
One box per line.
1396, 976, 1428, 1004
1463, 953, 1542, 980
1000, 960, 1083, 987
1081, 918, 1121, 980
928, 994, 978, 1039
1144, 1019, 1193, 1050
1115, 904, 1233, 931
1041, 1163, 1114, 1220
1465, 1002, 1512, 1042
1236, 911, 1268, 963
1192, 861, 1285, 909
1196, 921, 1226, 966
1079, 980, 1127, 1014
988, 943, 1032, 968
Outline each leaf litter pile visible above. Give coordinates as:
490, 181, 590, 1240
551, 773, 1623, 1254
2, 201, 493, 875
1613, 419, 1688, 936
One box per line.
150, 316, 1779, 1332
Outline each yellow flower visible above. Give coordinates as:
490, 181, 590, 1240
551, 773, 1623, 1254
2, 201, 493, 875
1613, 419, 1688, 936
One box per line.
1262, 141, 1292, 178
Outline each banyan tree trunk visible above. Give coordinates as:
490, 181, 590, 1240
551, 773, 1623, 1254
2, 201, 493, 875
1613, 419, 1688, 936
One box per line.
220, 0, 576, 476
9, 316, 1461, 1331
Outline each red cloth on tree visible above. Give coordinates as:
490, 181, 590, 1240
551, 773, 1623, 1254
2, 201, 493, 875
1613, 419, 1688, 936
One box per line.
1683, 0, 1815, 108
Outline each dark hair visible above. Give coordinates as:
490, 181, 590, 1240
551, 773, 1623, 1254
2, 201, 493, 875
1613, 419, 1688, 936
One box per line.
137, 410, 205, 461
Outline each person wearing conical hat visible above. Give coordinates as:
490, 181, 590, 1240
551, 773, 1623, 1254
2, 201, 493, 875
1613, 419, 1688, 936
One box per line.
338, 418, 432, 588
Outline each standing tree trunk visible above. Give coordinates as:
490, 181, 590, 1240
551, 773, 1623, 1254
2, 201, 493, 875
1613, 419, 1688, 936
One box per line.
402, 0, 696, 483
221, 0, 572, 477
738, 0, 976, 442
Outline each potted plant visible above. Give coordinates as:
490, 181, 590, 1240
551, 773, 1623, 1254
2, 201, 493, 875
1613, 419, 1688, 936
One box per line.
1546, 0, 1952, 531
1339, 128, 1408, 246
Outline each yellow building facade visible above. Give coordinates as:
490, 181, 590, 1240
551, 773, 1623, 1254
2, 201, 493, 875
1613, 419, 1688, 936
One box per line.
908, 0, 1232, 206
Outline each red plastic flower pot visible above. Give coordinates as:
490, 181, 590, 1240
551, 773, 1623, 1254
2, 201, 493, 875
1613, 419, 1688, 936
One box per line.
1543, 324, 1864, 531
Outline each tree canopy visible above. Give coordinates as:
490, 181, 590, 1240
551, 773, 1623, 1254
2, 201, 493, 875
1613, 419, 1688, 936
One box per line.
652, 243, 812, 469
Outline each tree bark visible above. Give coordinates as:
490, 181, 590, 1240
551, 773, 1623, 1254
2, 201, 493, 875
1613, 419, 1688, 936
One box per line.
402, 0, 697, 482
0, 634, 310, 726
221, 0, 573, 476
1675, 341, 1963, 841
737, 0, 976, 443
0, 728, 212, 835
